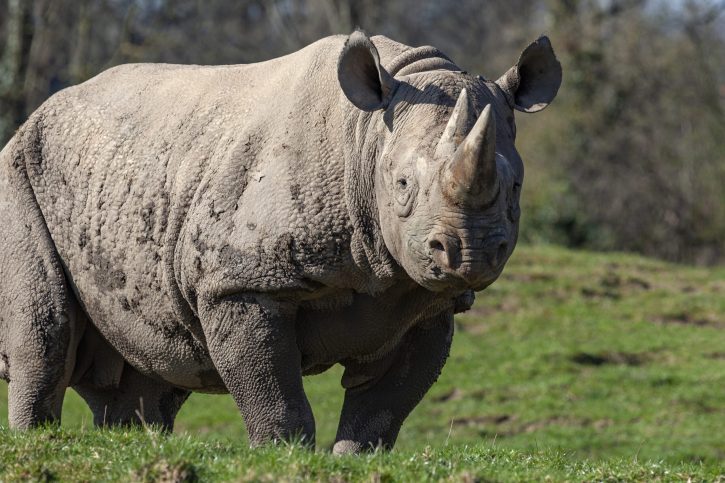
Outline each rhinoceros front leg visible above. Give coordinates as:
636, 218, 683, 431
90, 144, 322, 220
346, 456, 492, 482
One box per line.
199, 294, 315, 446
333, 311, 454, 454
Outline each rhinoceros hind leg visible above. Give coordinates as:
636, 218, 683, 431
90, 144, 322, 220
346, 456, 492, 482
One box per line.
3, 288, 74, 429
7, 318, 73, 429
73, 364, 190, 432
1, 182, 79, 429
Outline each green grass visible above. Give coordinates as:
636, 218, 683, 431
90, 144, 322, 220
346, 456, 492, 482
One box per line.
2, 245, 724, 481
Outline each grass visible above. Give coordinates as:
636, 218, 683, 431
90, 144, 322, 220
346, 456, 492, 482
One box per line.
1, 244, 724, 481
1, 428, 722, 482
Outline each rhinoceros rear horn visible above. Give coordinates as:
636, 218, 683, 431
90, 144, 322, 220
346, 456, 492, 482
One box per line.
338, 31, 398, 111
495, 36, 562, 113
441, 104, 498, 208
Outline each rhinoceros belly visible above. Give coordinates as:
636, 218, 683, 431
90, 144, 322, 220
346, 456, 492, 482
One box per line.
73, 282, 226, 392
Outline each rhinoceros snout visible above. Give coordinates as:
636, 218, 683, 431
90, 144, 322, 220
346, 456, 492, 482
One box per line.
426, 231, 508, 290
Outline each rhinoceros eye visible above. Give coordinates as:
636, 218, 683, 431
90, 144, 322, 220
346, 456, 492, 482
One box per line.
394, 175, 416, 218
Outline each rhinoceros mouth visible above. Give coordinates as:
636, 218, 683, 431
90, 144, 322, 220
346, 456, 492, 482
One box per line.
402, 234, 505, 292
416, 263, 502, 293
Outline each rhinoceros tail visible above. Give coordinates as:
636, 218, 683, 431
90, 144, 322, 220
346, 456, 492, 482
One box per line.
0, 136, 18, 382
0, 353, 7, 381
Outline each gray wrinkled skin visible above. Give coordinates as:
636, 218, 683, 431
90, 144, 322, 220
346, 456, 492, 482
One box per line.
0, 32, 560, 452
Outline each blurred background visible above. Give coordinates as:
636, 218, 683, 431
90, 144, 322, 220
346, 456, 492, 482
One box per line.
1, 0, 724, 265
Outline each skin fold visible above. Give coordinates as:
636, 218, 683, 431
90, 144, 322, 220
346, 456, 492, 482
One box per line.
0, 31, 560, 453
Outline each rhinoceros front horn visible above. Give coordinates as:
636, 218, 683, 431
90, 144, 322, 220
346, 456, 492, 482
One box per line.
440, 102, 498, 208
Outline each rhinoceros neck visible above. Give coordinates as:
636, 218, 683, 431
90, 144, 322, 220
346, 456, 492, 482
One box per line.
342, 107, 401, 294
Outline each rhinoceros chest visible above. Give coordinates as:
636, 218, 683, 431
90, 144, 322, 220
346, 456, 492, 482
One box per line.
296, 287, 453, 372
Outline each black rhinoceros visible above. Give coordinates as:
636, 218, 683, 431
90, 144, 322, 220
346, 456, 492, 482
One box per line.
0, 31, 560, 453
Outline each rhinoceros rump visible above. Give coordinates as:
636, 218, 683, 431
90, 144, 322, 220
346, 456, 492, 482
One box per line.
0, 32, 560, 453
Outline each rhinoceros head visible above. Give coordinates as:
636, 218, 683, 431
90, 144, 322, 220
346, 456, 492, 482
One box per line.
338, 32, 561, 293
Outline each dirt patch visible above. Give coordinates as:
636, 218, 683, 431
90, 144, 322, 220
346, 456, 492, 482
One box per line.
709, 280, 725, 293
608, 261, 668, 274
581, 272, 652, 299
452, 414, 513, 428
570, 351, 649, 366
626, 276, 651, 290
133, 459, 198, 482
452, 414, 614, 437
455, 320, 490, 335
652, 313, 723, 328
580, 287, 621, 299
465, 297, 520, 318
503, 272, 555, 283
459, 297, 521, 334
521, 416, 613, 433
433, 387, 465, 403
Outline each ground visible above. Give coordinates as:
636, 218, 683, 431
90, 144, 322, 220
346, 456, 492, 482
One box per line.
1, 245, 723, 481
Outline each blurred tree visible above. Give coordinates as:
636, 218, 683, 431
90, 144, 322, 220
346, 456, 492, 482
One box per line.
0, 0, 32, 143
526, 0, 725, 263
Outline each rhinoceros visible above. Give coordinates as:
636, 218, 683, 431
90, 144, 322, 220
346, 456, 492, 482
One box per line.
0, 31, 560, 452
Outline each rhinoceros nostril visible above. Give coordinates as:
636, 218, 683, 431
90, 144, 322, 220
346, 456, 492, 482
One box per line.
429, 239, 445, 253
428, 234, 457, 270
492, 239, 509, 267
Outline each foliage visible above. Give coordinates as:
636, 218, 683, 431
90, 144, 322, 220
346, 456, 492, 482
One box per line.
520, 0, 725, 265
1, 245, 724, 480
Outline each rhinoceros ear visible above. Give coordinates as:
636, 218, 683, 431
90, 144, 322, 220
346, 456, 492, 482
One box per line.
338, 31, 397, 111
496, 36, 562, 113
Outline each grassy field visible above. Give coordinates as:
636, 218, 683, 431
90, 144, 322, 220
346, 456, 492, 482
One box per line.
1, 245, 723, 481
